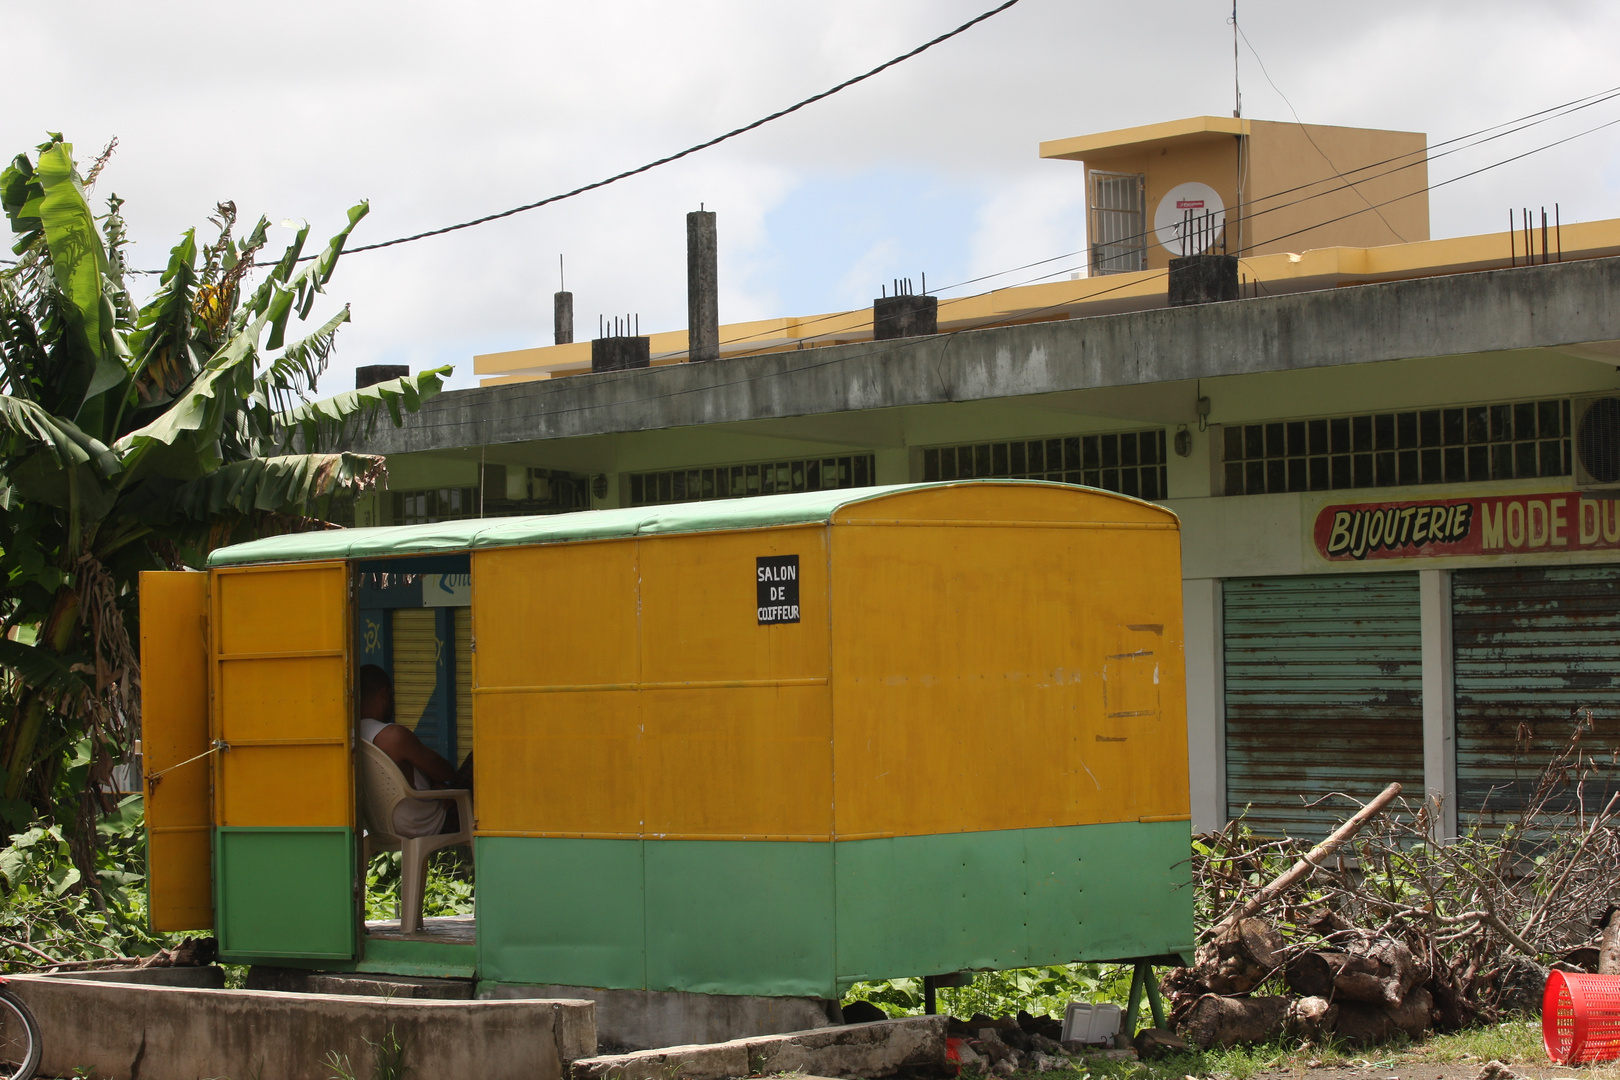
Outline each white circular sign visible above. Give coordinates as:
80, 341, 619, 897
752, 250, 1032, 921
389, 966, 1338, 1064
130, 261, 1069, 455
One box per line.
1154, 182, 1226, 255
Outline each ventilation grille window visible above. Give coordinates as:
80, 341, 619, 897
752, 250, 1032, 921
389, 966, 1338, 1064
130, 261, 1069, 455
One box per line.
629, 455, 874, 507
1089, 171, 1146, 276
923, 430, 1167, 500
1222, 400, 1570, 496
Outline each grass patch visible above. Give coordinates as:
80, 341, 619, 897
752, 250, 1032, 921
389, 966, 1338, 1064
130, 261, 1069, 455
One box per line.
998, 1021, 1547, 1080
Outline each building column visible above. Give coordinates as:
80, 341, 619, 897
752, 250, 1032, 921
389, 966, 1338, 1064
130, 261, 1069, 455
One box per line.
1419, 568, 1457, 840
873, 448, 910, 485
1182, 578, 1225, 833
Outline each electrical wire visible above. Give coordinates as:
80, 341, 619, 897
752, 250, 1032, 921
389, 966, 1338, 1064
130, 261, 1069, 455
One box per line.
334, 0, 1024, 258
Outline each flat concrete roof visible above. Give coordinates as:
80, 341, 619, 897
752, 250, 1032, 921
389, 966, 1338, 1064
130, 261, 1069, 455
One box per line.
1039, 115, 1248, 162
351, 257, 1620, 457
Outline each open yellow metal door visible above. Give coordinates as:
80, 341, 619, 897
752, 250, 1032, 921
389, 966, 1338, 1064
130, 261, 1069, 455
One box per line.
139, 571, 214, 931
210, 561, 356, 960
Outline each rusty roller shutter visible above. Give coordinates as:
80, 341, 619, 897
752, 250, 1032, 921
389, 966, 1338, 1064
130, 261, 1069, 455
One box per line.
1223, 573, 1424, 838
1453, 565, 1620, 828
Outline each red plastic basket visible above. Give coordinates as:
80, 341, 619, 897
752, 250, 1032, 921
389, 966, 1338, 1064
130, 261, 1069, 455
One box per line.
1544, 970, 1620, 1064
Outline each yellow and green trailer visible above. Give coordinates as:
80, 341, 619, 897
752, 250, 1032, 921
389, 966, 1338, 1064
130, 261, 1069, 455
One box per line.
140, 480, 1194, 1003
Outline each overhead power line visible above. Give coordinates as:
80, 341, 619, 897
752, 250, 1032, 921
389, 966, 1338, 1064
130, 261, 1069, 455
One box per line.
336, 0, 1024, 258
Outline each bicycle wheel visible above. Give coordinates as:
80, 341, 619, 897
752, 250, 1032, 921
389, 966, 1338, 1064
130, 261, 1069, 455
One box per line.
0, 989, 40, 1080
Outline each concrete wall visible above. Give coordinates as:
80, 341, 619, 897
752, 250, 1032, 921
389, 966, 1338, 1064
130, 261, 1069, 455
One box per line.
10, 976, 595, 1080
350, 258, 1620, 457
480, 983, 836, 1052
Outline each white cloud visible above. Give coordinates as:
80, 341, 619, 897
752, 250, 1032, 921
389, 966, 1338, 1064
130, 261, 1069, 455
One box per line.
5, 0, 1619, 392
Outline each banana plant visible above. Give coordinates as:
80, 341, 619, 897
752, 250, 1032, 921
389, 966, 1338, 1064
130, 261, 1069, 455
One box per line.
0, 136, 448, 851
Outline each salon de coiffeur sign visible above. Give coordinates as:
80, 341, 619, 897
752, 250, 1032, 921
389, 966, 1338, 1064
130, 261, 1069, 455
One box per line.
1313, 490, 1620, 562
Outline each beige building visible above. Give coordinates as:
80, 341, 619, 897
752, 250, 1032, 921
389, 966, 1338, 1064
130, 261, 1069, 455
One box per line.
1041, 116, 1430, 272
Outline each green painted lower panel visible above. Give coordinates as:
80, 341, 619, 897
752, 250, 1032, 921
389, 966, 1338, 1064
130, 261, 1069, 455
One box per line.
471, 822, 1190, 998
834, 820, 1193, 986
476, 836, 645, 989
644, 840, 834, 998
215, 827, 355, 960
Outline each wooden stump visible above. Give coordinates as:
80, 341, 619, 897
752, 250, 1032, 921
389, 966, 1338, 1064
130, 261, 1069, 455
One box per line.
1286, 938, 1427, 1006
1180, 995, 1292, 1049
1333, 987, 1434, 1044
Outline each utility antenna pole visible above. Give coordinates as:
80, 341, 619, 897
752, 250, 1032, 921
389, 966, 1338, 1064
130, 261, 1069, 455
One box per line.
1231, 0, 1241, 119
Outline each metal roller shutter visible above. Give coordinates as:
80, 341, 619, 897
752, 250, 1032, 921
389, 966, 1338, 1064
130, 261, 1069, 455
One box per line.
1224, 573, 1424, 838
391, 608, 437, 734
1453, 565, 1620, 827
455, 606, 473, 767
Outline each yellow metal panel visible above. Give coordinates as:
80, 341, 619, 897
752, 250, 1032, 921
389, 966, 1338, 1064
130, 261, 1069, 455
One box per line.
830, 481, 1179, 528
454, 607, 472, 764
638, 528, 829, 685
829, 486, 1188, 838
642, 686, 832, 840
211, 562, 352, 828
215, 656, 347, 743
215, 565, 346, 656
638, 527, 832, 839
391, 608, 437, 731
473, 542, 641, 836
218, 746, 353, 825
475, 690, 642, 836
475, 541, 639, 688
138, 571, 213, 931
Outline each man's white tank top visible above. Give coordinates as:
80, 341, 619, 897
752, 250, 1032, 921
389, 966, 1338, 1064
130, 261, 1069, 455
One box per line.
360, 718, 447, 838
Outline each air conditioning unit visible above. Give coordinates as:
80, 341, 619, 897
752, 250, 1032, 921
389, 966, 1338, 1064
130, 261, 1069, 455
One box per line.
1573, 394, 1620, 491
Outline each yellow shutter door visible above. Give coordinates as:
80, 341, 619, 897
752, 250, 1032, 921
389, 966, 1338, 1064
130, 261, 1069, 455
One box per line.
139, 571, 213, 931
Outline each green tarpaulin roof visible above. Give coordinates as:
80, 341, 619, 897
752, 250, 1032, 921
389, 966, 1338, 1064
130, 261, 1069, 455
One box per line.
206, 480, 1160, 567
205, 482, 922, 567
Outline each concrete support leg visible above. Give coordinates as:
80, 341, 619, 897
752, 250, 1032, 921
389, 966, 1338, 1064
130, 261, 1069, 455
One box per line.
1182, 578, 1225, 833
1419, 569, 1457, 841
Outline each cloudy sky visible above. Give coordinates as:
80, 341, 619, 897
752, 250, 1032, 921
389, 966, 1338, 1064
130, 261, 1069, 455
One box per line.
7, 1, 1620, 391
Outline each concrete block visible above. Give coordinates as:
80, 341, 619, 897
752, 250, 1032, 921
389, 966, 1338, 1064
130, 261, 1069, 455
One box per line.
570, 1015, 949, 1080
745, 1014, 950, 1077
305, 973, 474, 999
572, 1041, 751, 1080
8, 975, 596, 1080
44, 966, 225, 988
482, 982, 835, 1051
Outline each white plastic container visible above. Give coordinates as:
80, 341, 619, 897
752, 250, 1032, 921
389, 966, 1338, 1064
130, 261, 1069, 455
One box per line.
1060, 1001, 1122, 1044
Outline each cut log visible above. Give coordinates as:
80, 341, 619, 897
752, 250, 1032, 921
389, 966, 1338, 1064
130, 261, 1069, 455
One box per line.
1190, 918, 1284, 996
1179, 995, 1292, 1049
1286, 996, 1338, 1041
1333, 988, 1433, 1044
1285, 938, 1428, 1006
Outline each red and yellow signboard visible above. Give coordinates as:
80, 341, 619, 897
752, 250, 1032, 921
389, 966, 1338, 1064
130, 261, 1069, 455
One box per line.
1314, 491, 1620, 562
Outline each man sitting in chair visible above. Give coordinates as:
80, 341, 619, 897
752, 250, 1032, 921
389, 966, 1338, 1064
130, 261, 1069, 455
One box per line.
358, 664, 472, 837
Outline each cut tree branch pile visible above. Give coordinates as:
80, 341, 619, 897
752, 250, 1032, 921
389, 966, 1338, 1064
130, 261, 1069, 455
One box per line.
1165, 712, 1620, 1048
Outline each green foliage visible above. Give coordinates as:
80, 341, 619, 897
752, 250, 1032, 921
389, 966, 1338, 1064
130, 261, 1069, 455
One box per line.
845, 963, 1136, 1020
364, 850, 474, 923
0, 791, 166, 968
0, 135, 450, 914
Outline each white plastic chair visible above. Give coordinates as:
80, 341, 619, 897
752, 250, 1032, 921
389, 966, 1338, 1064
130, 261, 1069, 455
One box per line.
357, 740, 472, 933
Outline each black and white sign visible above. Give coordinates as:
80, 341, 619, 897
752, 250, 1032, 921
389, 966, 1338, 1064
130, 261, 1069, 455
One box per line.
756, 555, 800, 624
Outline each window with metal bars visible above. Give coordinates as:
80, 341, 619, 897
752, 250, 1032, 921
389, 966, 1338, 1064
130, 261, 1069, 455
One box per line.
922, 430, 1168, 501
629, 455, 874, 507
1088, 170, 1147, 275
1221, 399, 1572, 496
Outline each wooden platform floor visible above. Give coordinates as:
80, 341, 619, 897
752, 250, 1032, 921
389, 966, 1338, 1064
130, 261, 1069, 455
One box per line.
365, 915, 476, 945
